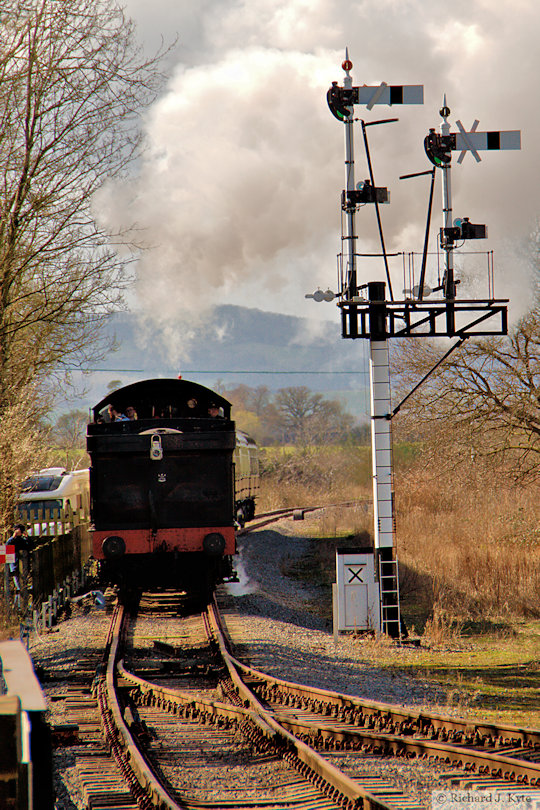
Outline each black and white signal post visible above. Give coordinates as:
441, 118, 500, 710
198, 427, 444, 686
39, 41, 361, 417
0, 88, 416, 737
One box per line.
322, 55, 520, 638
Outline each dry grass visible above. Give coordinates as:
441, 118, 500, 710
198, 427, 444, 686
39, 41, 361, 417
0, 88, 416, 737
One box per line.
0, 607, 20, 641
258, 445, 372, 512
259, 444, 540, 627
421, 603, 464, 647
396, 465, 540, 622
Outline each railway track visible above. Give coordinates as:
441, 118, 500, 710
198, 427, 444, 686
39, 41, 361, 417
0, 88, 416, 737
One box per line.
238, 501, 367, 534
225, 651, 540, 780
62, 588, 536, 810
212, 599, 540, 783
104, 594, 413, 810
38, 508, 539, 808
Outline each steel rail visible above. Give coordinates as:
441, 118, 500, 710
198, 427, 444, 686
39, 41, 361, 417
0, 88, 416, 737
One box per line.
239, 500, 369, 534
215, 639, 540, 785
117, 659, 281, 743
102, 594, 540, 807
206, 600, 396, 810
119, 651, 540, 787
272, 715, 540, 784
230, 657, 540, 749
100, 602, 318, 809
237, 508, 318, 534
115, 604, 400, 810
252, 501, 365, 521
95, 603, 187, 810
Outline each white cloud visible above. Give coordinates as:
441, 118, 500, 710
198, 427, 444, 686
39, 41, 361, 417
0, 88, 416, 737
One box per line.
104, 0, 539, 349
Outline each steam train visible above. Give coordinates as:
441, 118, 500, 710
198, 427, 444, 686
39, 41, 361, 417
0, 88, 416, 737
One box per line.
86, 378, 259, 597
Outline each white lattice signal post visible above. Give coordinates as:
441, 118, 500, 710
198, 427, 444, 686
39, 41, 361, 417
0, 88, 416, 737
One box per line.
322, 56, 520, 638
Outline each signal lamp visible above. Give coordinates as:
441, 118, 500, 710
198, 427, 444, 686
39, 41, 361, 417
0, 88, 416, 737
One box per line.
459, 218, 487, 239
424, 129, 454, 167
327, 82, 353, 121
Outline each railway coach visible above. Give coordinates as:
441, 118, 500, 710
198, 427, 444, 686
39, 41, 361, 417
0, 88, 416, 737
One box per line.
18, 467, 90, 535
15, 468, 92, 611
86, 378, 258, 598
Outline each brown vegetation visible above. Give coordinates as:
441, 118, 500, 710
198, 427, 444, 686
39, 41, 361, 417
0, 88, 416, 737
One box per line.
260, 443, 540, 628
258, 445, 372, 510
0, 386, 50, 538
396, 457, 540, 622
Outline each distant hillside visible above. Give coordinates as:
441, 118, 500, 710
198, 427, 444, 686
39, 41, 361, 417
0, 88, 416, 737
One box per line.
63, 305, 371, 418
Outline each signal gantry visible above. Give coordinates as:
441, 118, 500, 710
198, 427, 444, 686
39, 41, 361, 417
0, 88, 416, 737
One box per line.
320, 54, 521, 639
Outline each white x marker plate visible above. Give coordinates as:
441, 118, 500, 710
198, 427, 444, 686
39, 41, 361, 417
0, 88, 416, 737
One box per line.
454, 126, 521, 159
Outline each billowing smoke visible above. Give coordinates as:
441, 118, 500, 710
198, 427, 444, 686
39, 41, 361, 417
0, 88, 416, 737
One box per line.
101, 50, 344, 316
99, 0, 539, 360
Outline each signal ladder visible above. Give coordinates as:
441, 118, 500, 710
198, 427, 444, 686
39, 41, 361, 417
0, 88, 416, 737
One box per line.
379, 555, 401, 638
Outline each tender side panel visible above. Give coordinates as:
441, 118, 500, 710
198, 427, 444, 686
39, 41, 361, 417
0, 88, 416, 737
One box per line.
233, 433, 260, 503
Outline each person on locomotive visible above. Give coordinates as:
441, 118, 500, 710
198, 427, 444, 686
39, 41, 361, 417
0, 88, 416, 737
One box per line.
107, 404, 129, 422
125, 405, 137, 420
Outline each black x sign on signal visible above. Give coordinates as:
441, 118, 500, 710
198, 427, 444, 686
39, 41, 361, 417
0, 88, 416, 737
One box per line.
347, 565, 366, 583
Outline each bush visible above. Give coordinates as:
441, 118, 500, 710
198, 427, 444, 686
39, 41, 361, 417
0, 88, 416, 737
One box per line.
259, 445, 371, 509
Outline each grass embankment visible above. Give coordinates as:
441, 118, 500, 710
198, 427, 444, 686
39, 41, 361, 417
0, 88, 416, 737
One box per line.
262, 444, 540, 728
281, 525, 540, 728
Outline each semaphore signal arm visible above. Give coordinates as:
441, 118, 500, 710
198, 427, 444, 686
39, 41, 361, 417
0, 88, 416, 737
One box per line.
325, 59, 519, 341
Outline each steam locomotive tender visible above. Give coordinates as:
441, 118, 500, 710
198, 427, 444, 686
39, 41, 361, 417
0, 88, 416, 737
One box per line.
86, 378, 258, 597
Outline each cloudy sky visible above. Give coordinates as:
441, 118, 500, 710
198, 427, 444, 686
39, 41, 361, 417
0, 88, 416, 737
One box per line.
99, 0, 538, 352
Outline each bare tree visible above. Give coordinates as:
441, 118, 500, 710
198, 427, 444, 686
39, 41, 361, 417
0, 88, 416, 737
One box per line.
246, 385, 272, 416
0, 384, 51, 538
0, 0, 166, 406
393, 307, 540, 479
275, 386, 355, 445
0, 0, 167, 534
51, 408, 88, 468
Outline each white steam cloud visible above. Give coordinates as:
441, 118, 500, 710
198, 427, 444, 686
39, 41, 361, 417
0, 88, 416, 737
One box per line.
99, 0, 540, 357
